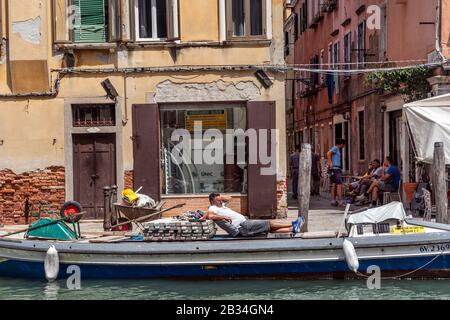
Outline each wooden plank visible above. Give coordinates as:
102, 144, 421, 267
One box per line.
89, 236, 130, 243
298, 144, 312, 232
433, 142, 449, 224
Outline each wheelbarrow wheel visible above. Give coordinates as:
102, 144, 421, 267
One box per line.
111, 218, 133, 232
60, 201, 83, 223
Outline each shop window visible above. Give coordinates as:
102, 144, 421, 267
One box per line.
226, 0, 266, 39
160, 104, 247, 195
72, 104, 116, 127
53, 0, 120, 43
135, 0, 179, 41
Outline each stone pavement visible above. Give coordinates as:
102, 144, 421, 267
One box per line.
281, 194, 346, 232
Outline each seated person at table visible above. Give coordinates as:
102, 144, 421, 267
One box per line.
366, 157, 401, 207
205, 193, 304, 237
354, 159, 383, 203
349, 162, 374, 193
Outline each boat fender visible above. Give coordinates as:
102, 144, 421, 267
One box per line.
44, 245, 59, 282
343, 239, 359, 273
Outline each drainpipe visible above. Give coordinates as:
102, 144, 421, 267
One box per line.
435, 0, 446, 61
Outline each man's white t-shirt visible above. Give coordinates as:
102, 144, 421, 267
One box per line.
208, 204, 247, 228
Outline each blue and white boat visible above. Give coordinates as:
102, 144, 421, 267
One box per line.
1, 202, 450, 280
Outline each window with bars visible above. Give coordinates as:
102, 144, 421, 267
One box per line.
227, 0, 266, 39
72, 104, 116, 127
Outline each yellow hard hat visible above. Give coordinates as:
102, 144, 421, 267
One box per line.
122, 189, 139, 204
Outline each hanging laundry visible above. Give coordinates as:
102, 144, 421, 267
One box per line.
334, 72, 340, 95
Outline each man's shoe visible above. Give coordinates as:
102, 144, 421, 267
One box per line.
355, 194, 366, 202
292, 216, 305, 234
331, 200, 338, 207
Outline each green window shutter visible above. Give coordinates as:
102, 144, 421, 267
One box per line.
74, 0, 108, 43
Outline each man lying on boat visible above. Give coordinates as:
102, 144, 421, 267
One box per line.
204, 192, 304, 237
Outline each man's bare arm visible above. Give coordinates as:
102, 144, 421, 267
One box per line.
206, 211, 232, 223
326, 151, 333, 167
220, 195, 232, 203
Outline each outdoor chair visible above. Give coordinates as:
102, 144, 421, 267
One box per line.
422, 188, 433, 222
381, 191, 401, 205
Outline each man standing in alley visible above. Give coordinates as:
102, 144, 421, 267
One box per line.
289, 145, 301, 200
327, 139, 346, 207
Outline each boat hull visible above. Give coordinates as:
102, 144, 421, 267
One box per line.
2, 231, 450, 280
1, 255, 450, 280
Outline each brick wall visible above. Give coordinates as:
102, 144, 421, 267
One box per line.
124, 170, 134, 190
0, 167, 65, 225
277, 179, 288, 219
161, 195, 248, 217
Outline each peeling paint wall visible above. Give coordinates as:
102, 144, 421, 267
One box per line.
0, 38, 6, 65
11, 17, 41, 45
7, 0, 49, 93
155, 80, 261, 103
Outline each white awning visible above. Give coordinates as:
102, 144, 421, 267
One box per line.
404, 93, 450, 164
347, 202, 406, 225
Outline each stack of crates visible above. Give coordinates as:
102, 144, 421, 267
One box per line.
143, 218, 217, 241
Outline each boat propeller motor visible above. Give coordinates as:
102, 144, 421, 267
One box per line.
343, 239, 359, 273
44, 245, 60, 282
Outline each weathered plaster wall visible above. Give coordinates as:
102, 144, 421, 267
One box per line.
8, 0, 50, 92
442, 0, 450, 58
179, 0, 219, 42
0, 99, 65, 173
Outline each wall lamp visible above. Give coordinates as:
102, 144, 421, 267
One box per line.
101, 79, 119, 101
254, 70, 273, 89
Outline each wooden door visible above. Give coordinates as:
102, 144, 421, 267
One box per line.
132, 104, 161, 202
73, 134, 116, 219
247, 101, 277, 219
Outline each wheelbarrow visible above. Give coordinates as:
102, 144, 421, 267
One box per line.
107, 202, 186, 232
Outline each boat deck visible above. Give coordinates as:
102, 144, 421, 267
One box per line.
0, 195, 344, 241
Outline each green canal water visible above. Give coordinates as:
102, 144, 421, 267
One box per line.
0, 278, 450, 300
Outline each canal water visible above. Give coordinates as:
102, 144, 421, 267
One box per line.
1, 278, 450, 300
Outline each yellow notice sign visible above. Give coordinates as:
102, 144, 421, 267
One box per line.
390, 226, 426, 234
186, 110, 227, 131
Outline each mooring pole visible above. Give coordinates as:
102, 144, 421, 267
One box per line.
103, 186, 112, 231
298, 143, 312, 232
433, 142, 448, 224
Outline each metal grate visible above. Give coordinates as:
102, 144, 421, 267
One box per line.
72, 104, 116, 127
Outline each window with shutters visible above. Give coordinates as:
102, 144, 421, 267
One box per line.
344, 32, 351, 80
134, 0, 179, 41
226, 0, 267, 39
319, 49, 325, 85
357, 21, 366, 68
53, 0, 120, 44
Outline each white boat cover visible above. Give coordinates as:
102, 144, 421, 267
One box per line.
347, 202, 406, 225
404, 93, 450, 164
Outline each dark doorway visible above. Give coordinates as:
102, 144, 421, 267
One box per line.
389, 110, 403, 168
73, 134, 116, 219
334, 122, 350, 172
